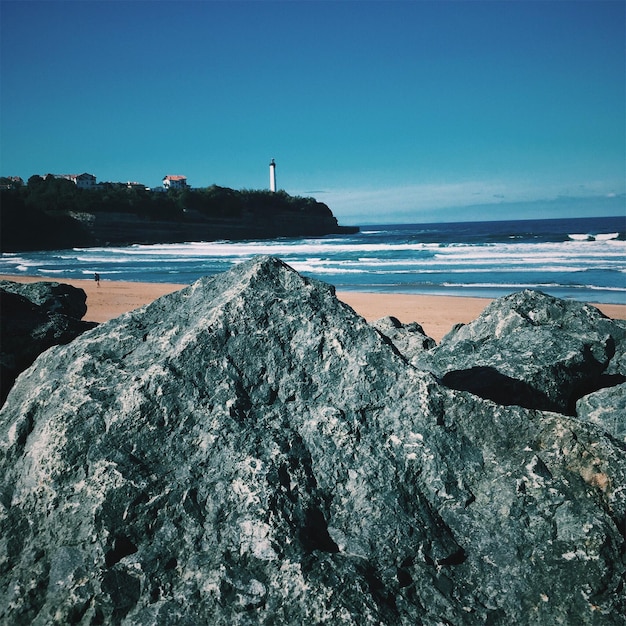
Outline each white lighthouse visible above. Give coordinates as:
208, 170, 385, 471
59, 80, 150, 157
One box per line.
269, 158, 277, 192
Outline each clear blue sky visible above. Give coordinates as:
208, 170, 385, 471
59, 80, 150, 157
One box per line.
1, 1, 624, 224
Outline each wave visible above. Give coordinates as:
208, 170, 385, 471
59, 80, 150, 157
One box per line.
440, 281, 625, 290
301, 265, 606, 276
8, 240, 625, 265
594, 232, 620, 241
568, 232, 621, 242
3, 219, 625, 305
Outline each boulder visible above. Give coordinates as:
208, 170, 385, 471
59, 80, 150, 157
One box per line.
1, 258, 624, 625
0, 279, 88, 320
0, 285, 96, 405
414, 290, 626, 415
371, 316, 435, 366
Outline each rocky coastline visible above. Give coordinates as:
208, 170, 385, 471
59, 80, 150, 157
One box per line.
0, 185, 358, 252
1, 257, 625, 624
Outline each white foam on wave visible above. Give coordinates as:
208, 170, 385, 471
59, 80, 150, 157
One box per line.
568, 232, 622, 242
80, 269, 125, 275
3, 257, 41, 268
442, 281, 562, 289
3, 227, 624, 303
441, 281, 626, 292
16, 238, 622, 280
67, 238, 625, 267
290, 263, 368, 275
95, 240, 444, 257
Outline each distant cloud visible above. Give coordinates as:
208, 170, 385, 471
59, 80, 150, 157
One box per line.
299, 179, 626, 224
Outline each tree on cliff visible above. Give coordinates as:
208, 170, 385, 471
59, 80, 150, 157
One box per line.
1, 178, 355, 251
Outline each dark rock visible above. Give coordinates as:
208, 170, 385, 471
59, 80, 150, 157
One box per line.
414, 290, 625, 415
0, 284, 96, 405
0, 280, 88, 320
1, 258, 624, 625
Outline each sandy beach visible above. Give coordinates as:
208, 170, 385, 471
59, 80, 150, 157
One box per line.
3, 274, 625, 343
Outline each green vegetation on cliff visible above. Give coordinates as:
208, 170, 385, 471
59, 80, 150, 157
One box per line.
0, 175, 357, 252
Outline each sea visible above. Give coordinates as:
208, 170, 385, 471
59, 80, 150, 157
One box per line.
1, 215, 625, 304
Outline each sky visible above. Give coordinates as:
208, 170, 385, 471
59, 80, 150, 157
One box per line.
1, 0, 624, 225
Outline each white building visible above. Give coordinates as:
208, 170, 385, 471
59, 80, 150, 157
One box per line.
61, 173, 97, 189
162, 175, 188, 190
269, 159, 276, 192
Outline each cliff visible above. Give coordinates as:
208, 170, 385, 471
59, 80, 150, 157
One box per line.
1, 257, 624, 625
0, 185, 358, 252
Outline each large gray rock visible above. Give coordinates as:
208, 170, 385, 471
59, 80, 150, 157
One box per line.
415, 290, 626, 415
0, 285, 96, 405
0, 279, 88, 320
1, 257, 624, 625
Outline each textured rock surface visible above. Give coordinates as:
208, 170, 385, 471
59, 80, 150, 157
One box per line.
0, 284, 96, 405
0, 280, 88, 320
576, 383, 626, 443
1, 258, 625, 625
414, 290, 626, 415
371, 316, 436, 367
604, 319, 626, 377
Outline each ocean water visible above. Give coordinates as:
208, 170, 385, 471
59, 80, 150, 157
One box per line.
1, 215, 625, 304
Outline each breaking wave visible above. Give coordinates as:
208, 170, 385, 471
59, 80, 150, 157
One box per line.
1, 215, 624, 304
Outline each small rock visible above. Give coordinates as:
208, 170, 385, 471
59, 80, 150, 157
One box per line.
371, 316, 436, 366
0, 284, 96, 405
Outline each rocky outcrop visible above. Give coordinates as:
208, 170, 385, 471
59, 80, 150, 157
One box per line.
1, 187, 358, 252
0, 282, 96, 405
1, 258, 624, 625
414, 290, 626, 415
0, 280, 88, 319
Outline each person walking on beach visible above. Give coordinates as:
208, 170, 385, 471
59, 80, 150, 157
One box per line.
94, 273, 100, 287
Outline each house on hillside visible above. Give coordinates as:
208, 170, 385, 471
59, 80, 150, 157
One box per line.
61, 173, 98, 189
126, 181, 148, 190
162, 175, 188, 190
0, 176, 24, 189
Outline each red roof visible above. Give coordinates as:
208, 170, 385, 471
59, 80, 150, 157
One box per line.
163, 175, 186, 181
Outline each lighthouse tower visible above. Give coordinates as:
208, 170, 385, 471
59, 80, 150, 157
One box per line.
269, 158, 277, 192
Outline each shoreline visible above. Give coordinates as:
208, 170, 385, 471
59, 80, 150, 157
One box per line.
2, 274, 625, 343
